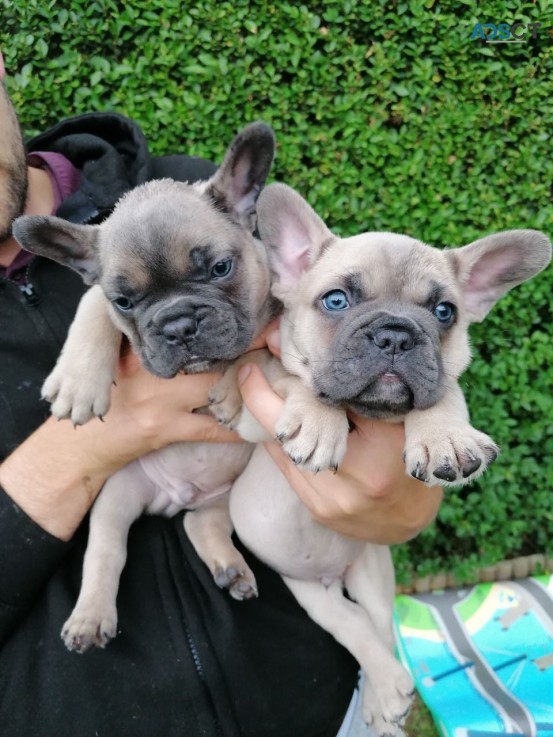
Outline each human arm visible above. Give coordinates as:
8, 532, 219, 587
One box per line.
0, 350, 242, 641
0, 350, 239, 542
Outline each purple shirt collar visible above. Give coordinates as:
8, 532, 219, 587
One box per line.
1, 152, 81, 283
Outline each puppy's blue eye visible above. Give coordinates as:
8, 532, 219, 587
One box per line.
113, 297, 133, 312
211, 259, 233, 278
433, 302, 455, 322
322, 290, 350, 311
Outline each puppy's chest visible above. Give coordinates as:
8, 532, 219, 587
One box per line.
137, 442, 253, 516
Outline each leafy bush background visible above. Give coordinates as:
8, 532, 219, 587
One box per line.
2, 0, 552, 583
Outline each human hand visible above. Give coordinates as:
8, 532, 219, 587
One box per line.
97, 348, 239, 465
93, 321, 282, 467
237, 360, 443, 544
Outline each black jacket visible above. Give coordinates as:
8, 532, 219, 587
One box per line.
0, 113, 357, 737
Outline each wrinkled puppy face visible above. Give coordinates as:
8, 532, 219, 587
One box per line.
290, 235, 465, 417
257, 183, 551, 419
97, 182, 270, 376
12, 122, 276, 377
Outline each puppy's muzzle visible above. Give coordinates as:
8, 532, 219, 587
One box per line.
161, 315, 198, 347
371, 325, 415, 355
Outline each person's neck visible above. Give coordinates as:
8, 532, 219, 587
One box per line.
0, 166, 55, 267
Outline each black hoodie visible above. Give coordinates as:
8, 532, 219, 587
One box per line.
0, 113, 358, 737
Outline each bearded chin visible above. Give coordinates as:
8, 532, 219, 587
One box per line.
0, 171, 28, 243
0, 82, 29, 243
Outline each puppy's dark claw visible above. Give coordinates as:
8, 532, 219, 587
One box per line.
461, 457, 481, 477
411, 463, 428, 482
485, 444, 500, 463
433, 462, 457, 482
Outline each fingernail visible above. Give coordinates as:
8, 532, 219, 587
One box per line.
238, 365, 252, 385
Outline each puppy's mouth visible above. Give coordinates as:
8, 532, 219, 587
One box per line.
180, 358, 220, 374
354, 371, 414, 416
378, 371, 403, 385
318, 370, 415, 418
139, 352, 221, 378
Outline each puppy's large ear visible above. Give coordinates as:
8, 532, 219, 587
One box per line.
450, 229, 551, 322
256, 183, 334, 304
12, 215, 102, 285
206, 122, 275, 221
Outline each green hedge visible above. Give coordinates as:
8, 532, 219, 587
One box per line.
3, 0, 552, 583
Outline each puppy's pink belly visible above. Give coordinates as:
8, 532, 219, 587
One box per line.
144, 481, 231, 516
138, 441, 253, 516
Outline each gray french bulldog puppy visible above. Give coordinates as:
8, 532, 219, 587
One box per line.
12, 122, 278, 649
199, 183, 552, 736
14, 122, 277, 423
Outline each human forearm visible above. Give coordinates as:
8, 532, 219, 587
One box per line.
0, 416, 117, 540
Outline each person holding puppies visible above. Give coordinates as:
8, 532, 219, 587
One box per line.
0, 50, 440, 737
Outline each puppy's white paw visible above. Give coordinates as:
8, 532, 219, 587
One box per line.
43, 359, 114, 425
208, 378, 243, 430
404, 424, 499, 486
275, 399, 349, 473
61, 606, 118, 653
363, 663, 414, 737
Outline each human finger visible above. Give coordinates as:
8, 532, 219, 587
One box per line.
169, 413, 241, 445
115, 354, 224, 410
237, 363, 283, 434
245, 317, 281, 352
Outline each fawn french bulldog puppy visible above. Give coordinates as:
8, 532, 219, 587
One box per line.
203, 183, 551, 736
12, 122, 278, 649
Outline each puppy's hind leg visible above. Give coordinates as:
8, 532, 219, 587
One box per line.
345, 545, 414, 731
282, 576, 408, 737
345, 544, 397, 653
62, 461, 154, 653
184, 495, 258, 601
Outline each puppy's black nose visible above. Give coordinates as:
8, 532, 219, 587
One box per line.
372, 327, 414, 354
162, 316, 197, 345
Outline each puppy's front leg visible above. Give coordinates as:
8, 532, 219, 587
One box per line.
403, 378, 499, 486
62, 461, 154, 653
42, 285, 121, 425
184, 495, 258, 600
272, 376, 350, 472
210, 354, 350, 471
